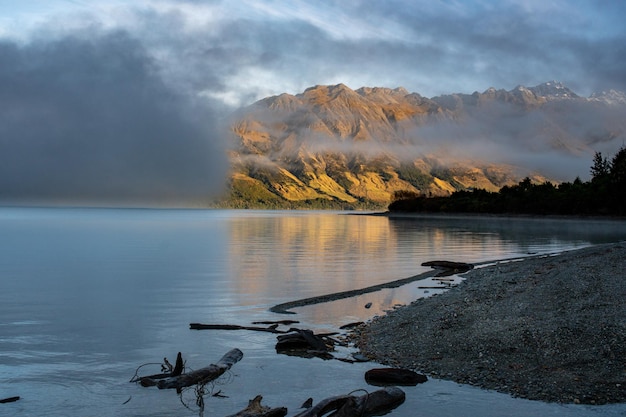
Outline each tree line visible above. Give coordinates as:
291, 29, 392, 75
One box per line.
389, 147, 626, 216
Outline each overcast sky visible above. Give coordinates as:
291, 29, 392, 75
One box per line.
3, 0, 625, 104
1, 0, 625, 205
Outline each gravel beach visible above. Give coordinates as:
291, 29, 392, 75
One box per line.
355, 242, 626, 404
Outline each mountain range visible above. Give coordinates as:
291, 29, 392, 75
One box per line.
219, 82, 626, 209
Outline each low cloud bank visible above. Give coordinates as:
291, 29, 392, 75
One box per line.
0, 31, 228, 207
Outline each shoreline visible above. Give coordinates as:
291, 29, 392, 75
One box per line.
363, 210, 626, 222
353, 242, 626, 405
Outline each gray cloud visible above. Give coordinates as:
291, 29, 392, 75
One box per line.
0, 31, 227, 207
9, 1, 626, 101
47, 1, 620, 106
349, 0, 626, 96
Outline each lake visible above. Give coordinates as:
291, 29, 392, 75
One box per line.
1, 208, 625, 417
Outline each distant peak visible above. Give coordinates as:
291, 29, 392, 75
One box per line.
590, 89, 626, 105
482, 86, 508, 97
512, 85, 533, 96
356, 86, 409, 97
303, 84, 325, 93
303, 83, 355, 95
329, 83, 352, 92
528, 81, 579, 99
541, 80, 565, 87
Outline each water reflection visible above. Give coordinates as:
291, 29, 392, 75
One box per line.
1, 208, 625, 417
387, 214, 626, 252
227, 213, 404, 303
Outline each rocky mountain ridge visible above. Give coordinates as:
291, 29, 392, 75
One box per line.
220, 82, 625, 209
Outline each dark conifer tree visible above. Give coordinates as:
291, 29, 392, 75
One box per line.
608, 146, 626, 214
590, 151, 610, 182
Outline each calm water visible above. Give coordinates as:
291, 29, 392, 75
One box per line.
1, 208, 625, 417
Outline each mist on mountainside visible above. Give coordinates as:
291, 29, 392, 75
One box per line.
225, 82, 625, 209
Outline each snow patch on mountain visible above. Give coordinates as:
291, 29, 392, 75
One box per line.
590, 89, 626, 105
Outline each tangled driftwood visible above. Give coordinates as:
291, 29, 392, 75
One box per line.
132, 348, 408, 416
134, 352, 185, 386
138, 348, 243, 394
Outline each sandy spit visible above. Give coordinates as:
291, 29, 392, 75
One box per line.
354, 242, 626, 404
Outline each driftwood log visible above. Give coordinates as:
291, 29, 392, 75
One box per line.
293, 386, 405, 417
225, 395, 288, 417
421, 260, 474, 276
252, 320, 299, 326
140, 348, 243, 393
0, 396, 20, 404
190, 323, 289, 333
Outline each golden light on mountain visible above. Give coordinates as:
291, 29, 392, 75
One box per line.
219, 82, 624, 209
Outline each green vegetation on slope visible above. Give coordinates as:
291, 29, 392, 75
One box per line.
397, 162, 433, 189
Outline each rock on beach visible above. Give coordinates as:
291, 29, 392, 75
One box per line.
355, 243, 626, 405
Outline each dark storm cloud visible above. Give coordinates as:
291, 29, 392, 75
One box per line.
0, 31, 227, 207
